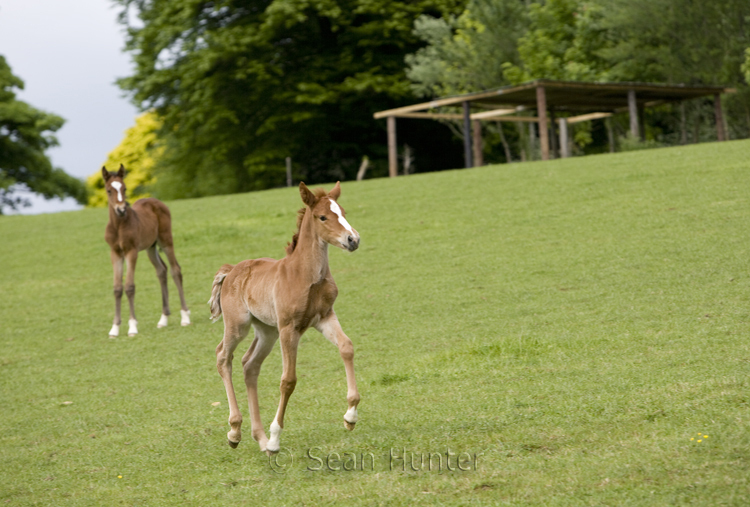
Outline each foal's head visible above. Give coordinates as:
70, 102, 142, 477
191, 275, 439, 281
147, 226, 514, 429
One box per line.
300, 182, 360, 252
101, 164, 128, 218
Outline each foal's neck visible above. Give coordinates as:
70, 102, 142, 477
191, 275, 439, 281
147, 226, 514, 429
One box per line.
291, 209, 330, 283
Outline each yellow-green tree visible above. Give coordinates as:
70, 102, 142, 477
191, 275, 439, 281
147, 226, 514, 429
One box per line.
86, 111, 162, 207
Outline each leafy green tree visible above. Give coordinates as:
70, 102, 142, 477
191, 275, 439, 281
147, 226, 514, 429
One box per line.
599, 0, 750, 141
600, 0, 750, 85
0, 55, 87, 213
406, 0, 526, 97
114, 0, 467, 198
87, 111, 163, 207
502, 0, 610, 84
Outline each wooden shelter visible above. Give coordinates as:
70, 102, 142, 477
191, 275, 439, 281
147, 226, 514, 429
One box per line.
373, 80, 735, 176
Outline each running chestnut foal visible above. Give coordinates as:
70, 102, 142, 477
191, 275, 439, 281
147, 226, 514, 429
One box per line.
208, 182, 361, 454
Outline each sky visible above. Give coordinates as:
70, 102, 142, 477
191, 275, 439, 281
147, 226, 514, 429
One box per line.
0, 0, 139, 214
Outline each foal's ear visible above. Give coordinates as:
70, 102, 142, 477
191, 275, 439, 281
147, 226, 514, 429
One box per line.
299, 182, 317, 207
101, 166, 110, 181
328, 181, 341, 201
116, 164, 126, 178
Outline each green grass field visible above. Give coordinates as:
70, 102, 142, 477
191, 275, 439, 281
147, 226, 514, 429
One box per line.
1, 140, 749, 506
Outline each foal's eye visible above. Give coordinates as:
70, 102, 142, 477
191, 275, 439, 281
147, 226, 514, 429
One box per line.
107, 190, 111, 195
319, 216, 327, 221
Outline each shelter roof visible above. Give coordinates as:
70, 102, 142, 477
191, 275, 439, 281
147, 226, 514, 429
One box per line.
374, 79, 735, 118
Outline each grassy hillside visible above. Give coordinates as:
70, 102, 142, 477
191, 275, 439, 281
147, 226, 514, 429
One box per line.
1, 140, 749, 505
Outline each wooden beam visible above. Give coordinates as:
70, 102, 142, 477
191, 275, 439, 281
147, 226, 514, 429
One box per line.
567, 112, 613, 124
387, 116, 397, 178
493, 116, 542, 123
472, 120, 483, 167
714, 93, 726, 141
389, 112, 463, 120
628, 90, 639, 139
463, 101, 473, 168
385, 110, 542, 122
536, 85, 550, 161
470, 108, 517, 120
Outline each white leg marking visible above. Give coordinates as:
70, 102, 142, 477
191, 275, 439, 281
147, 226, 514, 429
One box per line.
180, 309, 191, 326
128, 318, 138, 336
344, 406, 358, 424
157, 314, 168, 328
267, 419, 282, 452
108, 324, 119, 337
227, 428, 241, 444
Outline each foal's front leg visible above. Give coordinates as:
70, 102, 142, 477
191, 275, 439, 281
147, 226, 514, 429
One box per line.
124, 250, 139, 336
316, 312, 360, 430
109, 251, 124, 338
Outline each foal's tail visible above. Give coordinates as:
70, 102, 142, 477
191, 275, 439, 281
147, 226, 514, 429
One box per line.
207, 264, 234, 322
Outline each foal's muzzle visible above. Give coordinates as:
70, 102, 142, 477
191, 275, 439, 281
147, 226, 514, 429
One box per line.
115, 205, 127, 217
346, 235, 360, 252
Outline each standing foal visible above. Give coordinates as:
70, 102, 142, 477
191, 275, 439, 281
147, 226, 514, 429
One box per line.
102, 165, 190, 337
208, 182, 361, 453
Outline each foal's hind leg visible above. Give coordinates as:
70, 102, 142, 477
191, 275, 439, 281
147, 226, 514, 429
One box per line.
161, 244, 190, 326
241, 322, 279, 453
267, 325, 301, 453
146, 245, 170, 328
216, 314, 251, 447
316, 312, 360, 430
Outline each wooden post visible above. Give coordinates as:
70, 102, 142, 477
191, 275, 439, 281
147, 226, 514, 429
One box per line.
549, 108, 558, 159
528, 123, 536, 160
628, 89, 639, 139
680, 102, 688, 145
638, 104, 645, 141
536, 85, 549, 161
558, 118, 569, 158
714, 93, 726, 142
387, 116, 397, 177
356, 156, 369, 181
285, 157, 292, 187
463, 101, 473, 168
472, 120, 483, 167
606, 117, 615, 153
516, 122, 527, 162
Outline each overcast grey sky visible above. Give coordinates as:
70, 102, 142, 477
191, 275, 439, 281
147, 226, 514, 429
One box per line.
0, 0, 139, 214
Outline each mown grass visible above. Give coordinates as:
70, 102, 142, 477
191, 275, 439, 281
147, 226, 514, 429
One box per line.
1, 140, 749, 506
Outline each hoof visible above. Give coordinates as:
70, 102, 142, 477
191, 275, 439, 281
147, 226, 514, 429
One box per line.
228, 439, 239, 449
344, 420, 356, 431
128, 333, 137, 337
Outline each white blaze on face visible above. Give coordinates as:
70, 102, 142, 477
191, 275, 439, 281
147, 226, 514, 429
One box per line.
329, 199, 353, 234
111, 181, 124, 202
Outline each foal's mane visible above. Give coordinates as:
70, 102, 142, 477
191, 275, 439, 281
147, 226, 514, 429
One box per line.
285, 187, 328, 255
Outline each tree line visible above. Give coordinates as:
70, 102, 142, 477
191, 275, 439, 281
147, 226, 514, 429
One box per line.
3, 1, 750, 211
